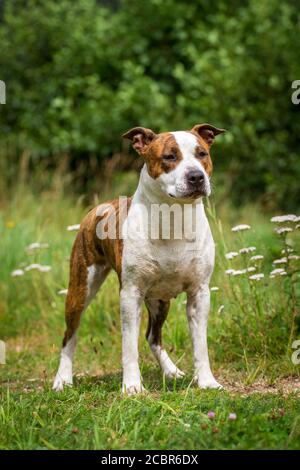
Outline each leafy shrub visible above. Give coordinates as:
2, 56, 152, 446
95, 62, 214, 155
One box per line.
0, 0, 299, 208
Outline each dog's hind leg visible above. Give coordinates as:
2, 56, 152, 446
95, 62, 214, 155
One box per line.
53, 235, 110, 391
145, 299, 185, 379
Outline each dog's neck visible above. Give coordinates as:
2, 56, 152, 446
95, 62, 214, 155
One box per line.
130, 165, 207, 243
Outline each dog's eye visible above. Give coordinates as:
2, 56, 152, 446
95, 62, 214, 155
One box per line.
197, 151, 208, 159
163, 154, 177, 162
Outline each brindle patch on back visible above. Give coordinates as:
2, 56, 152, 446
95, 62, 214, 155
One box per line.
142, 133, 183, 179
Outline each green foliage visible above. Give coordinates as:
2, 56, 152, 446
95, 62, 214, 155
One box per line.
1, 0, 300, 208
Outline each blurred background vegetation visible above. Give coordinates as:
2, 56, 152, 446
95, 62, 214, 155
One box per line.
0, 0, 300, 209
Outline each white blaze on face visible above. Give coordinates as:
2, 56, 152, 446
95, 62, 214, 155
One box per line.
156, 131, 211, 199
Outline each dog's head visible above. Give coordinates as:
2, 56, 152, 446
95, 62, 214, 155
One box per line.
123, 124, 225, 200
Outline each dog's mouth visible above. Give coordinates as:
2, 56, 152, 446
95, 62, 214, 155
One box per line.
168, 189, 208, 199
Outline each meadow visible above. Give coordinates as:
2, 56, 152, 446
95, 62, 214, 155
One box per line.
0, 170, 300, 450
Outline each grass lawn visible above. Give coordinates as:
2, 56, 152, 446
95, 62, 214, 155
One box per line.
1, 175, 300, 449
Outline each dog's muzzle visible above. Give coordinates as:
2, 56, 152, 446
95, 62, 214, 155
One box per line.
185, 169, 207, 197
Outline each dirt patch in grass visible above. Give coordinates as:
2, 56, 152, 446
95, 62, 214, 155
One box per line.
221, 376, 300, 396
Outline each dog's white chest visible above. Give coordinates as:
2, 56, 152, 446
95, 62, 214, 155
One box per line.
121, 194, 214, 300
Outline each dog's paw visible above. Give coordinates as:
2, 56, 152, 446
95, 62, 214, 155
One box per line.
196, 376, 223, 390
52, 374, 73, 392
164, 367, 185, 380
122, 382, 146, 396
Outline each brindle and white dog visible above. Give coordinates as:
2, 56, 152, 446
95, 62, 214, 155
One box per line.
53, 123, 225, 394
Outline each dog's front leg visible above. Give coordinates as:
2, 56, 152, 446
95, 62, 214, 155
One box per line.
120, 286, 145, 395
187, 286, 222, 389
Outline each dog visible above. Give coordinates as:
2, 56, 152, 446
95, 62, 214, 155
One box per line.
53, 123, 225, 394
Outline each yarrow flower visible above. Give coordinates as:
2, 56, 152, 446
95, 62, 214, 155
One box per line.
210, 286, 219, 292
249, 273, 264, 281
239, 247, 256, 254
250, 255, 264, 261
288, 255, 300, 261
270, 268, 287, 278
226, 269, 235, 275
271, 215, 297, 223
38, 265, 51, 272
26, 242, 49, 251
58, 289, 68, 296
225, 251, 239, 260
67, 224, 80, 232
25, 264, 41, 271
247, 266, 256, 273
274, 227, 293, 235
25, 263, 51, 272
226, 268, 255, 276
273, 257, 287, 265
11, 269, 25, 277
231, 224, 251, 232
281, 248, 293, 254
232, 269, 246, 276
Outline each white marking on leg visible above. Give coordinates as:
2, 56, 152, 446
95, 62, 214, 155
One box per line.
53, 335, 76, 391
187, 286, 222, 389
150, 342, 185, 379
53, 263, 110, 392
85, 263, 109, 307
120, 287, 145, 395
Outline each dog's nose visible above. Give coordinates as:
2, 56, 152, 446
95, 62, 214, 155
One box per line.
187, 169, 205, 186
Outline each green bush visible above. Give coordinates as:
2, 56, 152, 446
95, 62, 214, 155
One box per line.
0, 0, 299, 208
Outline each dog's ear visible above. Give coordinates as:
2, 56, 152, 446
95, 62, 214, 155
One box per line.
122, 127, 157, 153
191, 123, 226, 146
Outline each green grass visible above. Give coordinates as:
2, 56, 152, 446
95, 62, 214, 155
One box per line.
0, 173, 300, 449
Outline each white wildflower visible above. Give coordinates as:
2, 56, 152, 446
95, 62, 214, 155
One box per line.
58, 289, 68, 296
210, 286, 219, 292
11, 269, 25, 277
273, 257, 288, 265
231, 224, 251, 232
37, 265, 52, 272
270, 268, 286, 278
225, 251, 239, 260
288, 255, 300, 261
26, 242, 49, 251
250, 255, 264, 261
25, 263, 41, 271
218, 305, 224, 314
67, 224, 80, 232
271, 215, 297, 223
274, 227, 293, 235
280, 271, 288, 276
249, 273, 264, 281
281, 248, 293, 254
232, 269, 247, 276
24, 263, 51, 272
239, 247, 256, 254
247, 266, 256, 272
226, 269, 235, 275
